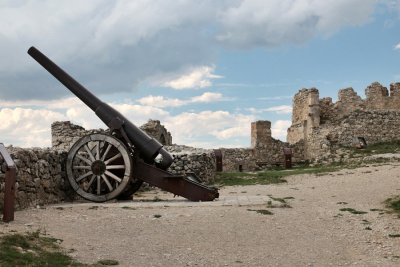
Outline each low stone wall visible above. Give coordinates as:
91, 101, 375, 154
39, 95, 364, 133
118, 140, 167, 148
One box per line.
52, 121, 105, 152
219, 148, 257, 172
332, 110, 400, 146
0, 147, 72, 211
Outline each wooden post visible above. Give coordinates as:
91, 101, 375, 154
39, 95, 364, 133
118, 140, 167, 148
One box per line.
1, 143, 16, 223
3, 167, 16, 222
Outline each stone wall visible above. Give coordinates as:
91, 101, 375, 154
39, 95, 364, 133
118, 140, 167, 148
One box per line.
220, 120, 305, 172
0, 147, 72, 211
52, 121, 105, 151
165, 145, 216, 183
288, 82, 400, 161
140, 120, 172, 146
287, 88, 320, 144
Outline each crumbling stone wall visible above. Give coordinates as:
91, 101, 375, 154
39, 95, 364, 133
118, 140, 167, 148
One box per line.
288, 82, 400, 161
287, 88, 320, 144
165, 145, 216, 183
0, 147, 72, 210
140, 120, 172, 146
52, 121, 105, 151
220, 120, 305, 172
52, 120, 172, 151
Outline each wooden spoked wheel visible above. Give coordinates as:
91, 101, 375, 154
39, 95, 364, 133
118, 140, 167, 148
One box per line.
66, 133, 133, 202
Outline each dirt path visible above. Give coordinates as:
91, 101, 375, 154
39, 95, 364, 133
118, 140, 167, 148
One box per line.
2, 163, 400, 266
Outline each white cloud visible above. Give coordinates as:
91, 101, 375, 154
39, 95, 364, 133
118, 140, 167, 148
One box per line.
0, 99, 169, 147
394, 43, 400, 50
165, 111, 255, 147
264, 105, 292, 114
271, 120, 291, 141
217, 0, 377, 48
162, 66, 223, 90
137, 92, 224, 107
0, 0, 385, 100
0, 100, 293, 148
191, 92, 224, 103
0, 108, 66, 147
137, 96, 186, 108
248, 105, 292, 115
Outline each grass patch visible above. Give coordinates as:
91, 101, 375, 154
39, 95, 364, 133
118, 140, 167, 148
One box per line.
0, 230, 94, 267
215, 164, 346, 186
339, 208, 368, 214
389, 234, 400, 238
121, 206, 136, 210
97, 259, 119, 265
247, 209, 273, 215
384, 196, 400, 215
351, 140, 400, 155
267, 197, 292, 208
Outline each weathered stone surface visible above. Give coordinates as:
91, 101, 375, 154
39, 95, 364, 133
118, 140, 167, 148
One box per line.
140, 120, 172, 146
288, 81, 400, 161
0, 146, 73, 210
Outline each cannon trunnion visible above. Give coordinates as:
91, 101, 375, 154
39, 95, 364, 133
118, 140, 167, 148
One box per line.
28, 46, 219, 202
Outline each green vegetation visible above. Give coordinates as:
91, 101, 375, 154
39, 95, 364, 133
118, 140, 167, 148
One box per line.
339, 208, 368, 214
215, 164, 345, 186
388, 234, 400, 238
121, 206, 136, 210
247, 209, 273, 215
384, 196, 400, 215
97, 259, 119, 265
267, 196, 292, 208
351, 140, 400, 155
0, 231, 119, 266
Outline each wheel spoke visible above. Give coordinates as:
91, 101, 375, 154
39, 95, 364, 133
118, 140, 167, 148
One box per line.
95, 141, 100, 160
104, 171, 122, 183
84, 144, 96, 162
76, 154, 92, 165
86, 175, 96, 189
76, 171, 93, 182
106, 165, 125, 170
101, 143, 112, 161
73, 166, 91, 170
96, 176, 101, 195
104, 153, 122, 165
101, 174, 113, 191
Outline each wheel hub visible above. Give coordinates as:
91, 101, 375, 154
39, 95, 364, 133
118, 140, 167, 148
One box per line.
91, 160, 106, 175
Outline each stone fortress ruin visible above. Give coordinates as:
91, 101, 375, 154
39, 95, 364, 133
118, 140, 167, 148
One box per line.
2, 81, 400, 210
288, 82, 400, 162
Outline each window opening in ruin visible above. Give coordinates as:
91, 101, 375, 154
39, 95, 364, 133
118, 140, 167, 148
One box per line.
159, 134, 166, 145
238, 165, 243, 172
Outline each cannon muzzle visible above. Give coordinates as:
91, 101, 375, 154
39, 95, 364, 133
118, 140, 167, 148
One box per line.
28, 46, 173, 169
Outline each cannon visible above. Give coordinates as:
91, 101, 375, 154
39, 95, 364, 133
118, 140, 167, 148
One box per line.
28, 46, 219, 202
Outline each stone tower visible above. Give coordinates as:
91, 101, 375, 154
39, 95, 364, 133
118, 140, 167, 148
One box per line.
251, 120, 272, 149
287, 88, 320, 144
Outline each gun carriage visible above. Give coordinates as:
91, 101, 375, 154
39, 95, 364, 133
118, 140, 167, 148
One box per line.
28, 47, 219, 202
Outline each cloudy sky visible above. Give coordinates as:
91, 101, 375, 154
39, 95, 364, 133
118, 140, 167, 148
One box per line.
0, 0, 399, 148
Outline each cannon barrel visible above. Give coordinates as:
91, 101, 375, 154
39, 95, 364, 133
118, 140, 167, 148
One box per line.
28, 46, 173, 169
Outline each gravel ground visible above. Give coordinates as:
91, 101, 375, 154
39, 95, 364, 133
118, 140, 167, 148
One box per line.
2, 163, 400, 266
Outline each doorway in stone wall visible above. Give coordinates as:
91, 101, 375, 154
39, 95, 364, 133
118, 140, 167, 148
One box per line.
214, 149, 223, 172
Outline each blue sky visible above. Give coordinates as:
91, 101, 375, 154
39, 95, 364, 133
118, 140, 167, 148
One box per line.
0, 0, 399, 148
